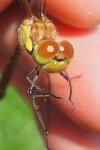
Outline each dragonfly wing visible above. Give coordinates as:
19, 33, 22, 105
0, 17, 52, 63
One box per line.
29, 69, 51, 140
29, 0, 46, 17
32, 96, 50, 135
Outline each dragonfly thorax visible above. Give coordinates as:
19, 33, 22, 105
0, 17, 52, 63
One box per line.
18, 16, 56, 51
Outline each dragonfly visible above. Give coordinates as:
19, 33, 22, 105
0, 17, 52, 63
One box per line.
0, 0, 74, 149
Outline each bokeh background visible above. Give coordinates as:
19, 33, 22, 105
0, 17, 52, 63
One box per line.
0, 1, 46, 149
0, 84, 45, 150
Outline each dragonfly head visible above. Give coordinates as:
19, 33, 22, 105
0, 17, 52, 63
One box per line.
33, 39, 74, 73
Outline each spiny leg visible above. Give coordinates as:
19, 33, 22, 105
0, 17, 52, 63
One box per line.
45, 71, 74, 110
27, 67, 49, 97
27, 67, 61, 99
70, 74, 82, 80
39, 0, 46, 17
60, 71, 75, 110
29, 0, 46, 18
0, 46, 21, 99
27, 67, 40, 95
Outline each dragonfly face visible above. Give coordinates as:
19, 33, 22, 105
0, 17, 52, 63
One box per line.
33, 39, 74, 72
18, 17, 74, 73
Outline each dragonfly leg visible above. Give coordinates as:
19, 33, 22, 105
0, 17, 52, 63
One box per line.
27, 67, 47, 97
27, 67, 61, 99
27, 67, 40, 95
0, 45, 21, 99
32, 86, 61, 99
29, 82, 61, 99
60, 71, 75, 110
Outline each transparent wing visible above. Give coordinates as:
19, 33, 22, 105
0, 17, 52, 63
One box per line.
27, 68, 51, 149
17, 0, 33, 18
29, 0, 46, 17
32, 95, 50, 137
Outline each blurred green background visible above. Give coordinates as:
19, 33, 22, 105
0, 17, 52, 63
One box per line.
0, 85, 45, 150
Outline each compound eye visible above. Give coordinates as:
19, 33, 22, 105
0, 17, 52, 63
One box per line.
37, 40, 59, 58
60, 41, 74, 58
